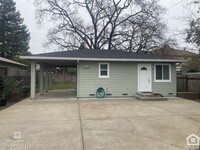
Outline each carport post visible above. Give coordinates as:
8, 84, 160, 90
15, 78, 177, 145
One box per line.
30, 61, 36, 99
44, 68, 49, 92
48, 72, 52, 90
77, 60, 80, 98
39, 65, 44, 95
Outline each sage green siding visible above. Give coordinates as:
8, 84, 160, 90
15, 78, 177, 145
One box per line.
77, 61, 177, 98
152, 63, 177, 96
78, 61, 137, 97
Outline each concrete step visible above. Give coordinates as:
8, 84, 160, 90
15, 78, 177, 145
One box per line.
136, 92, 162, 97
135, 92, 168, 101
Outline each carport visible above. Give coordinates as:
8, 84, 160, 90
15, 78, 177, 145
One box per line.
36, 89, 77, 100
21, 56, 78, 100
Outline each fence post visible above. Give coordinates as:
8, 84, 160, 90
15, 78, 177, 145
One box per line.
186, 75, 188, 92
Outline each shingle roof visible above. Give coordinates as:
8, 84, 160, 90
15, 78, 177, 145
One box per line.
33, 49, 171, 60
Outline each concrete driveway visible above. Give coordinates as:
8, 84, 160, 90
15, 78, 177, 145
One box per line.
0, 98, 200, 150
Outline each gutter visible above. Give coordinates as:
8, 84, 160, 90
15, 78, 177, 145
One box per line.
20, 56, 185, 63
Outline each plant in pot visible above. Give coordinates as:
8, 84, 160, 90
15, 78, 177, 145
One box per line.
0, 92, 7, 106
0, 77, 20, 106
0, 77, 7, 106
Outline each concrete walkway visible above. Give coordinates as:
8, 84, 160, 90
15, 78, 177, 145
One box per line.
0, 98, 200, 150
36, 89, 77, 100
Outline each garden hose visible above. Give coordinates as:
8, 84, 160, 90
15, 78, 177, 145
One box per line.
96, 87, 105, 98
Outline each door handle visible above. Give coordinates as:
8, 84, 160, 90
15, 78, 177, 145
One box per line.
148, 77, 150, 84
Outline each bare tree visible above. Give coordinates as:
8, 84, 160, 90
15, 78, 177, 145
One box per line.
35, 0, 168, 52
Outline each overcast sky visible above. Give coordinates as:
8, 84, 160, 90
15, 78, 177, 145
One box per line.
13, 0, 198, 54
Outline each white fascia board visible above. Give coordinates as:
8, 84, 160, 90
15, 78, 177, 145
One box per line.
20, 56, 185, 63
0, 57, 27, 67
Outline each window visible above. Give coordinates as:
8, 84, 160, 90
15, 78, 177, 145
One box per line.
155, 64, 171, 82
99, 63, 109, 78
141, 67, 147, 70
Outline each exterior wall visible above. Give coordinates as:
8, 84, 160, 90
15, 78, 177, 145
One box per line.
77, 61, 177, 98
152, 63, 177, 96
7, 68, 29, 76
78, 61, 137, 97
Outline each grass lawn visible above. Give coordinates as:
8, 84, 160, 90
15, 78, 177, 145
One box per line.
52, 82, 76, 90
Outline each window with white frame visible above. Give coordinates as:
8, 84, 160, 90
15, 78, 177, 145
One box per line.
155, 64, 171, 82
99, 63, 109, 78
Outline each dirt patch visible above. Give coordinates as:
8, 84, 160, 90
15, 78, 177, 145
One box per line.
0, 95, 27, 111
177, 92, 200, 100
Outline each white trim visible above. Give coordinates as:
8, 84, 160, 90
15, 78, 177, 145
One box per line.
0, 56, 27, 67
154, 63, 171, 82
20, 56, 185, 63
99, 63, 109, 78
137, 64, 152, 92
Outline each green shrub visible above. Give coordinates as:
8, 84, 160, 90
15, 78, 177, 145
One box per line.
22, 86, 30, 97
2, 77, 21, 99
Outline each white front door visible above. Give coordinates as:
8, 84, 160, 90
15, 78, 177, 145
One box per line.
138, 64, 152, 92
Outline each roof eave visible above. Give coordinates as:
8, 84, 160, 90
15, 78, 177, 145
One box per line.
0, 57, 27, 67
20, 56, 185, 63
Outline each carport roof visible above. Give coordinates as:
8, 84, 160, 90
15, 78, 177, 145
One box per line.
21, 49, 184, 62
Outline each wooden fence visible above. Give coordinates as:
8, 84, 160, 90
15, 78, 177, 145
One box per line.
177, 74, 200, 92
52, 73, 76, 83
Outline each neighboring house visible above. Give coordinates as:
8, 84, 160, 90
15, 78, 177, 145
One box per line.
21, 49, 183, 99
151, 46, 197, 73
151, 46, 197, 59
0, 57, 26, 76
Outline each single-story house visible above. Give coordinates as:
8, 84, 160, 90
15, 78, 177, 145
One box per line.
0, 57, 27, 76
20, 49, 183, 99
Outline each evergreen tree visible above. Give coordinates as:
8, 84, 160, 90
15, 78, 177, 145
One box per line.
0, 0, 30, 59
